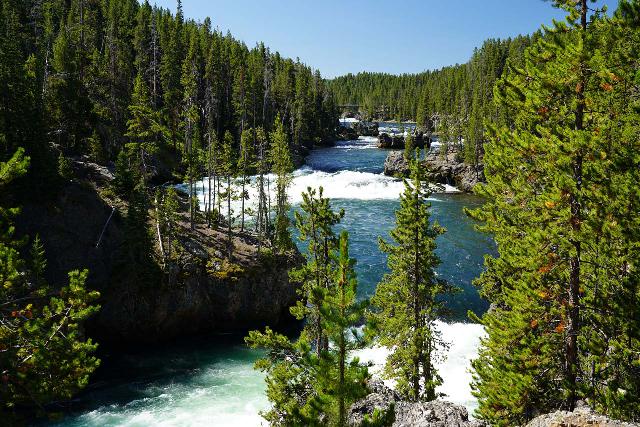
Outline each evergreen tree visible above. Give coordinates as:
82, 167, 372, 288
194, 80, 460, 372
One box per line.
403, 133, 415, 160
0, 150, 100, 419
290, 186, 344, 356
125, 73, 166, 185
316, 231, 369, 426
369, 150, 454, 402
220, 130, 236, 259
269, 115, 293, 253
468, 1, 640, 424
238, 128, 255, 232
254, 126, 270, 247
247, 228, 369, 426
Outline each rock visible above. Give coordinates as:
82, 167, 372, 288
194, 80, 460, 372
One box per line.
377, 132, 429, 150
377, 133, 405, 149
354, 121, 379, 137
337, 125, 359, 141
525, 406, 638, 427
382, 149, 484, 192
348, 381, 485, 427
384, 151, 409, 176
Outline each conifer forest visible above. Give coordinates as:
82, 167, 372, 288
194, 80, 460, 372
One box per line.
0, 0, 639, 426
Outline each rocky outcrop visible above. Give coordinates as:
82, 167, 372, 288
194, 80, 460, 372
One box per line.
348, 381, 485, 427
525, 406, 639, 427
384, 151, 410, 176
354, 121, 379, 137
15, 159, 302, 346
377, 132, 404, 149
377, 132, 430, 150
337, 125, 359, 141
383, 150, 484, 192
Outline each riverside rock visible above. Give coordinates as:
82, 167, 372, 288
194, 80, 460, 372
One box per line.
377, 132, 429, 149
383, 150, 483, 192
525, 406, 639, 427
338, 125, 359, 141
348, 381, 486, 427
15, 159, 302, 346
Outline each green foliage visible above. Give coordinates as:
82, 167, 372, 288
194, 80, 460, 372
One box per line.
360, 404, 396, 427
468, 1, 640, 424
248, 204, 369, 426
113, 150, 136, 200
403, 133, 415, 160
57, 153, 73, 181
156, 186, 181, 262
269, 115, 294, 253
291, 186, 344, 352
1, 150, 99, 418
317, 231, 369, 426
368, 152, 455, 402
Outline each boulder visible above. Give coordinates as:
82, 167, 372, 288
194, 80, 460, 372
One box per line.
384, 151, 409, 176
337, 125, 359, 141
382, 149, 484, 192
377, 133, 405, 149
354, 121, 379, 137
525, 406, 639, 427
348, 381, 485, 427
377, 132, 429, 150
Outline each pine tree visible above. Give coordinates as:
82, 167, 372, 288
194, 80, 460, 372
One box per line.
269, 115, 294, 253
181, 29, 202, 230
238, 128, 255, 232
468, 1, 640, 424
290, 186, 344, 356
316, 231, 369, 426
254, 126, 270, 247
156, 186, 180, 263
403, 133, 415, 160
125, 73, 166, 185
0, 150, 100, 418
247, 228, 369, 426
220, 130, 236, 259
369, 150, 453, 402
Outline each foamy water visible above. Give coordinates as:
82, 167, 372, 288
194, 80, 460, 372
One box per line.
182, 166, 459, 226
355, 321, 485, 414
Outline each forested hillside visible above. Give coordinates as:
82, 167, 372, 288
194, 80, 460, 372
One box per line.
0, 0, 337, 419
1, 0, 338, 196
328, 35, 534, 165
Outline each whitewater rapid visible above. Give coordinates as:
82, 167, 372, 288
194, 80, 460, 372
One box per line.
185, 165, 459, 225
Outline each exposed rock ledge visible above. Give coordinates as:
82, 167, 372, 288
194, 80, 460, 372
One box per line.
15, 159, 302, 346
349, 382, 638, 427
525, 406, 638, 427
348, 381, 485, 427
383, 150, 483, 193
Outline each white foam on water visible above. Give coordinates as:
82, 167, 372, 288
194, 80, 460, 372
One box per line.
185, 168, 458, 216
61, 358, 270, 427
354, 321, 485, 416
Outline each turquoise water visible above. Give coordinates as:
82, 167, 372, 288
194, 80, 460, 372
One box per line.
48, 138, 493, 426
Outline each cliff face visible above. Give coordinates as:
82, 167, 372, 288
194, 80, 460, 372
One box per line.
15, 160, 301, 346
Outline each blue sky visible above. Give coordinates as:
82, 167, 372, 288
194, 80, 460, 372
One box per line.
151, 0, 615, 78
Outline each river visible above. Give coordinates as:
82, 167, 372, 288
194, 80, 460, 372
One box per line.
48, 134, 494, 427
